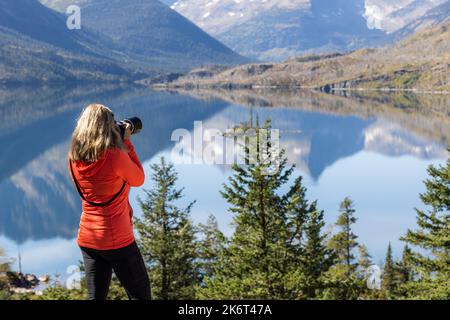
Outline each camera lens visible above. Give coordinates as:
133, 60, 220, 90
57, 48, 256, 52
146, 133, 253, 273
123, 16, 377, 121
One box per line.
127, 117, 142, 135
116, 117, 142, 139
129, 117, 142, 134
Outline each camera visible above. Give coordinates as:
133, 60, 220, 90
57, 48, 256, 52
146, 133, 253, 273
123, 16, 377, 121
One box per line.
116, 117, 142, 140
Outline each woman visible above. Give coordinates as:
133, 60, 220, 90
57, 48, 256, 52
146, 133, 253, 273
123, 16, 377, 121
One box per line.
68, 104, 150, 300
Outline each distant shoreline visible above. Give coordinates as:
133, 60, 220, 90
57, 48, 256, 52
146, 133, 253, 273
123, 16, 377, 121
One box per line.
153, 84, 450, 95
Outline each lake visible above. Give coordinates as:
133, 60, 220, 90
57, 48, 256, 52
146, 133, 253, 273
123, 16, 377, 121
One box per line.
0, 85, 448, 281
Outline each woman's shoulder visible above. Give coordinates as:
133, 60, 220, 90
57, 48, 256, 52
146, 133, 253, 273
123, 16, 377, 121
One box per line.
107, 145, 127, 155
106, 146, 129, 163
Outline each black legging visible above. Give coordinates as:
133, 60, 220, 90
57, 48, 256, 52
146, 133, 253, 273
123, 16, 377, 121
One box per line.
80, 241, 151, 300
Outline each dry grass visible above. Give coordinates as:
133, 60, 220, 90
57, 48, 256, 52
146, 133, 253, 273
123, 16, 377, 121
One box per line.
165, 23, 450, 93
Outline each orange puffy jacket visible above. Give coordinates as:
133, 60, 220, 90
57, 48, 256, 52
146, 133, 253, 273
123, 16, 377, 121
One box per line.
68, 139, 145, 250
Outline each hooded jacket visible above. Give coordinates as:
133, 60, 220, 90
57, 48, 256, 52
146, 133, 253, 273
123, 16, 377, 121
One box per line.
68, 139, 145, 250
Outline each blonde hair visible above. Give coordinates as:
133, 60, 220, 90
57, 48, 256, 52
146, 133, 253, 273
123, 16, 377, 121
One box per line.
68, 104, 125, 162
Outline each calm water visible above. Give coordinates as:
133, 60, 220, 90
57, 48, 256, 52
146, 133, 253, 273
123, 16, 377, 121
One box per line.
0, 85, 448, 279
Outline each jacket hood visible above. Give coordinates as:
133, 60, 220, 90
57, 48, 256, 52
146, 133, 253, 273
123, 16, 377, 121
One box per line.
72, 150, 110, 178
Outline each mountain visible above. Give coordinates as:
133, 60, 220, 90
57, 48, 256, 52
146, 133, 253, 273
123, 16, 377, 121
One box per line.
0, 27, 143, 84
171, 0, 311, 36
364, 0, 448, 33
163, 22, 450, 92
0, 0, 149, 84
390, 0, 450, 38
0, 0, 98, 53
40, 0, 249, 70
173, 88, 449, 179
172, 0, 387, 60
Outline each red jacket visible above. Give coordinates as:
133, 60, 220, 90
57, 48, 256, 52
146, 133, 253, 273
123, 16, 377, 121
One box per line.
69, 139, 145, 250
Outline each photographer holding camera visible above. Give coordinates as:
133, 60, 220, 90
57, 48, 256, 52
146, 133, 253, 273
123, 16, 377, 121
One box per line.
68, 104, 150, 300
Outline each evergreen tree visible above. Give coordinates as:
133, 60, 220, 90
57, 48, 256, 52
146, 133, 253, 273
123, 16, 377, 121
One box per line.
200, 121, 331, 299
284, 176, 315, 250
401, 148, 450, 299
323, 198, 362, 299
197, 215, 227, 282
382, 243, 396, 297
301, 207, 335, 299
329, 198, 359, 274
283, 176, 335, 299
135, 157, 198, 300
394, 245, 414, 298
357, 245, 372, 273
213, 149, 295, 299
396, 245, 414, 284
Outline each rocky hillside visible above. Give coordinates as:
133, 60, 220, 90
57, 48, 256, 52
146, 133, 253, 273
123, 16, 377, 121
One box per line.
164, 22, 450, 92
0, 0, 248, 84
365, 0, 448, 33
0, 0, 149, 84
172, 0, 386, 60
390, 0, 450, 39
170, 0, 449, 60
40, 0, 249, 70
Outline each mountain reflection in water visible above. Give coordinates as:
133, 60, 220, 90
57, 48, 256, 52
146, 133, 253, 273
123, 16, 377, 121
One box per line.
0, 86, 448, 274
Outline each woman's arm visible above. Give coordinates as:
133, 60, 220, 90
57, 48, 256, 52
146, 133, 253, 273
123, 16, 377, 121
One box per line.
111, 139, 145, 187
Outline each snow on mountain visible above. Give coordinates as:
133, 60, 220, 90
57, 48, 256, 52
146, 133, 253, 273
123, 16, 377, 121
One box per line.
42, 0, 448, 62
364, 0, 448, 33
171, 0, 310, 35
169, 0, 448, 60
391, 0, 450, 38
172, 0, 448, 35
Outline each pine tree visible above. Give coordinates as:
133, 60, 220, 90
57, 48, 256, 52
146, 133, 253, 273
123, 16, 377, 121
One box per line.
382, 243, 396, 298
284, 176, 315, 251
323, 197, 362, 299
197, 215, 227, 282
401, 148, 450, 299
301, 207, 335, 299
135, 157, 198, 300
200, 121, 331, 299
283, 176, 334, 299
214, 149, 295, 299
357, 245, 372, 273
394, 245, 414, 298
329, 198, 359, 274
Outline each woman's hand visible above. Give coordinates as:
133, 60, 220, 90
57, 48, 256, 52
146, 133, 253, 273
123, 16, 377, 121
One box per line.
123, 123, 132, 140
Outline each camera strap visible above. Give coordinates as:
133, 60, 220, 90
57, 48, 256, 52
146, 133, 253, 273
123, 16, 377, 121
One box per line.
69, 160, 126, 207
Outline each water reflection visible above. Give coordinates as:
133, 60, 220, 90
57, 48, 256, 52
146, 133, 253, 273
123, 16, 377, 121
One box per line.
0, 85, 228, 243
180, 105, 372, 179
1, 141, 79, 243
0, 85, 448, 274
173, 88, 450, 145
174, 92, 448, 179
